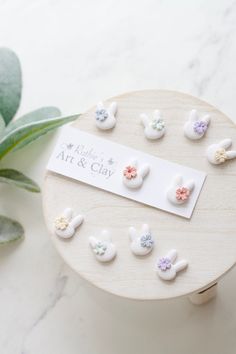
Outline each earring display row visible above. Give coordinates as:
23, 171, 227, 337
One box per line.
43, 90, 236, 301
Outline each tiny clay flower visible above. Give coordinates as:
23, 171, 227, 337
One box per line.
215, 148, 227, 163
176, 187, 190, 201
140, 233, 154, 248
94, 241, 107, 256
55, 216, 69, 231
151, 118, 165, 131
123, 165, 137, 180
95, 108, 109, 122
157, 257, 172, 271
193, 120, 208, 135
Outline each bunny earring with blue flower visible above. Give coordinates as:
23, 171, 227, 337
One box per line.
129, 224, 154, 256
95, 101, 118, 130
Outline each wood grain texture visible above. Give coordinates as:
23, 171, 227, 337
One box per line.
42, 90, 236, 300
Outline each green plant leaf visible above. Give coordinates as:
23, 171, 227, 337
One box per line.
0, 107, 79, 160
0, 113, 5, 134
0, 215, 24, 244
0, 168, 40, 192
0, 47, 22, 125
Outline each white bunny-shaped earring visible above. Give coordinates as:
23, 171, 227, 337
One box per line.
184, 109, 210, 140
206, 138, 236, 165
54, 208, 84, 239
140, 110, 165, 140
156, 249, 188, 281
129, 224, 154, 256
95, 101, 118, 130
167, 175, 194, 205
89, 230, 117, 262
123, 159, 150, 189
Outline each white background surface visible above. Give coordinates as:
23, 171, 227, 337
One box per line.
0, 1, 236, 353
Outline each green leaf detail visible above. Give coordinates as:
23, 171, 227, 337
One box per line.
0, 107, 79, 160
0, 215, 24, 244
0, 168, 40, 192
0, 47, 22, 125
0, 113, 5, 134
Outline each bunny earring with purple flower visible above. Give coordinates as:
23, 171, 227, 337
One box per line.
184, 109, 210, 140
156, 249, 188, 281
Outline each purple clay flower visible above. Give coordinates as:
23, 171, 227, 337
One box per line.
157, 257, 172, 271
193, 121, 208, 135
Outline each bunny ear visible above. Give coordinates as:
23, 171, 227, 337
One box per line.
153, 110, 161, 120
166, 249, 177, 263
226, 150, 236, 160
129, 227, 137, 241
96, 101, 104, 110
201, 114, 210, 125
139, 164, 150, 178
142, 224, 150, 234
109, 102, 117, 115
70, 215, 84, 228
129, 159, 138, 168
62, 208, 73, 220
140, 113, 149, 127
89, 236, 97, 248
101, 229, 111, 241
185, 179, 195, 191
189, 109, 198, 122
219, 138, 232, 149
172, 175, 182, 188
173, 259, 188, 273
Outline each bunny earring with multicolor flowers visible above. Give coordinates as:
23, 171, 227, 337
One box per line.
156, 249, 188, 281
206, 138, 236, 165
167, 175, 195, 205
123, 159, 150, 189
184, 109, 210, 140
95, 101, 118, 130
54, 208, 84, 239
129, 224, 154, 256
140, 110, 165, 140
89, 230, 117, 262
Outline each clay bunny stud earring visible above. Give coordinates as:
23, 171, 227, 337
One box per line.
184, 109, 210, 140
123, 159, 150, 189
140, 110, 166, 140
89, 230, 117, 262
206, 138, 236, 165
167, 175, 195, 205
95, 101, 118, 130
54, 208, 84, 239
156, 249, 188, 281
129, 224, 154, 256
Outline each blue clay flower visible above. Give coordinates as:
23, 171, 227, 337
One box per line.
95, 108, 108, 122
140, 233, 154, 248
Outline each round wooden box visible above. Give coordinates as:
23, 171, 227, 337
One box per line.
43, 90, 236, 302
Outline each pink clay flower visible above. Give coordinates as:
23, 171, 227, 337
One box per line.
123, 165, 137, 180
176, 187, 190, 201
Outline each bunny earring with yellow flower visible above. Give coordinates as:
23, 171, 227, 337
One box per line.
54, 208, 84, 239
207, 139, 236, 165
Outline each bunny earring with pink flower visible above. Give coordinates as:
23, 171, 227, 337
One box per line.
95, 101, 118, 130
207, 138, 236, 165
184, 109, 210, 140
123, 159, 150, 189
167, 175, 195, 205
